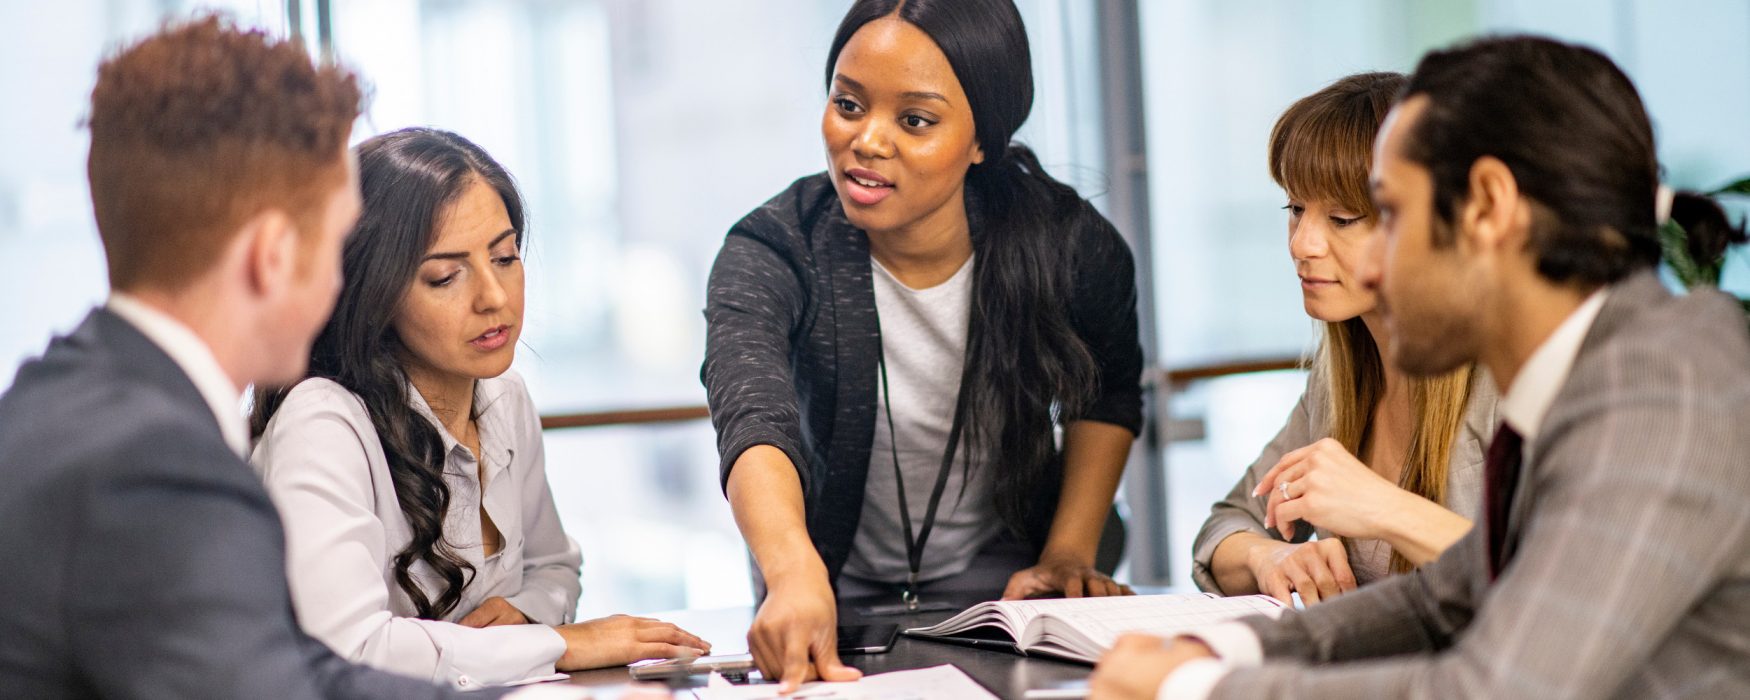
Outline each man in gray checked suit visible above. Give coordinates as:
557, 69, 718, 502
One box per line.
0, 18, 512, 699
1092, 35, 1750, 700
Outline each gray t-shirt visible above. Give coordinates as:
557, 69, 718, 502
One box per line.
842, 255, 999, 583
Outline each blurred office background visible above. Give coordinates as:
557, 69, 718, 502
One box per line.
4, 0, 1746, 618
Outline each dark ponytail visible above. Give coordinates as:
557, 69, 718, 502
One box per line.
828, 0, 1105, 533
251, 127, 526, 619
1670, 191, 1748, 273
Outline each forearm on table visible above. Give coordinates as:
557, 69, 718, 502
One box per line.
726, 445, 828, 589
1039, 421, 1134, 563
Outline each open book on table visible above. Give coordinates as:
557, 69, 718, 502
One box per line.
903, 592, 1287, 665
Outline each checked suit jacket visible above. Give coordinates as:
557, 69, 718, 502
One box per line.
1213, 270, 1750, 699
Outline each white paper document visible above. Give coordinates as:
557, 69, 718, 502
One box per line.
690, 665, 996, 700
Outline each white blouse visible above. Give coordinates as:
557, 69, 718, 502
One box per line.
251, 370, 582, 689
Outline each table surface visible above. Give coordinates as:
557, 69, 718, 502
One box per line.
560, 590, 1125, 699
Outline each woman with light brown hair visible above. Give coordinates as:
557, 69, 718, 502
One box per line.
1190, 72, 1497, 604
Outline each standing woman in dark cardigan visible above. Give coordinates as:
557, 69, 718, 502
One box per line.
702, 0, 1143, 690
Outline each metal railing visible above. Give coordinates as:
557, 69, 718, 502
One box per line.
535, 355, 1301, 432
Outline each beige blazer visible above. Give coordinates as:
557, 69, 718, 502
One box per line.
1190, 355, 1498, 593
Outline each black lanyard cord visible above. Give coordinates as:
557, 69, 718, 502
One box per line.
875, 325, 971, 609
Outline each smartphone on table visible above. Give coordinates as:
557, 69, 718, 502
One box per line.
627, 653, 756, 681
627, 624, 899, 682
836, 623, 899, 655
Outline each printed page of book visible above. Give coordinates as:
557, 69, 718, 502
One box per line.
1023, 594, 1287, 663
905, 600, 1035, 639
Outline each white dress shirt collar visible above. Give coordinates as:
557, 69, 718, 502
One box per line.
1497, 289, 1609, 443
105, 292, 249, 457
406, 375, 516, 476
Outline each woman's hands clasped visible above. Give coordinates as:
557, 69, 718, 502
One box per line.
1244, 537, 1356, 605
1237, 437, 1410, 605
1254, 438, 1410, 541
1229, 437, 1473, 603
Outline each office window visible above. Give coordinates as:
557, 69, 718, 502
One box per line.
0, 0, 289, 380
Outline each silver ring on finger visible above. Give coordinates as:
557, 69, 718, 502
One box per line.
1280, 480, 1294, 501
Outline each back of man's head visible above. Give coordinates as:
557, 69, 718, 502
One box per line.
87, 15, 361, 292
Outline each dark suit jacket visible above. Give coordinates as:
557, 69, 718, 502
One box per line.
701, 173, 1145, 582
1215, 271, 1750, 699
0, 309, 502, 699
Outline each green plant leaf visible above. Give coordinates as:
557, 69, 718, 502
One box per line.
1712, 175, 1750, 197
1659, 219, 1708, 288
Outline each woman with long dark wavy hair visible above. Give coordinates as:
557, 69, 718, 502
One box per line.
702, 0, 1143, 688
251, 127, 705, 688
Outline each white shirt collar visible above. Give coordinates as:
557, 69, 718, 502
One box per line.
105, 293, 250, 458
1497, 289, 1609, 442
405, 376, 516, 477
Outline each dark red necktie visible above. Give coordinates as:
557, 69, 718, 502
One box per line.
1484, 422, 1525, 580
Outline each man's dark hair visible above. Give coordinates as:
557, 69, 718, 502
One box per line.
1404, 35, 1743, 286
